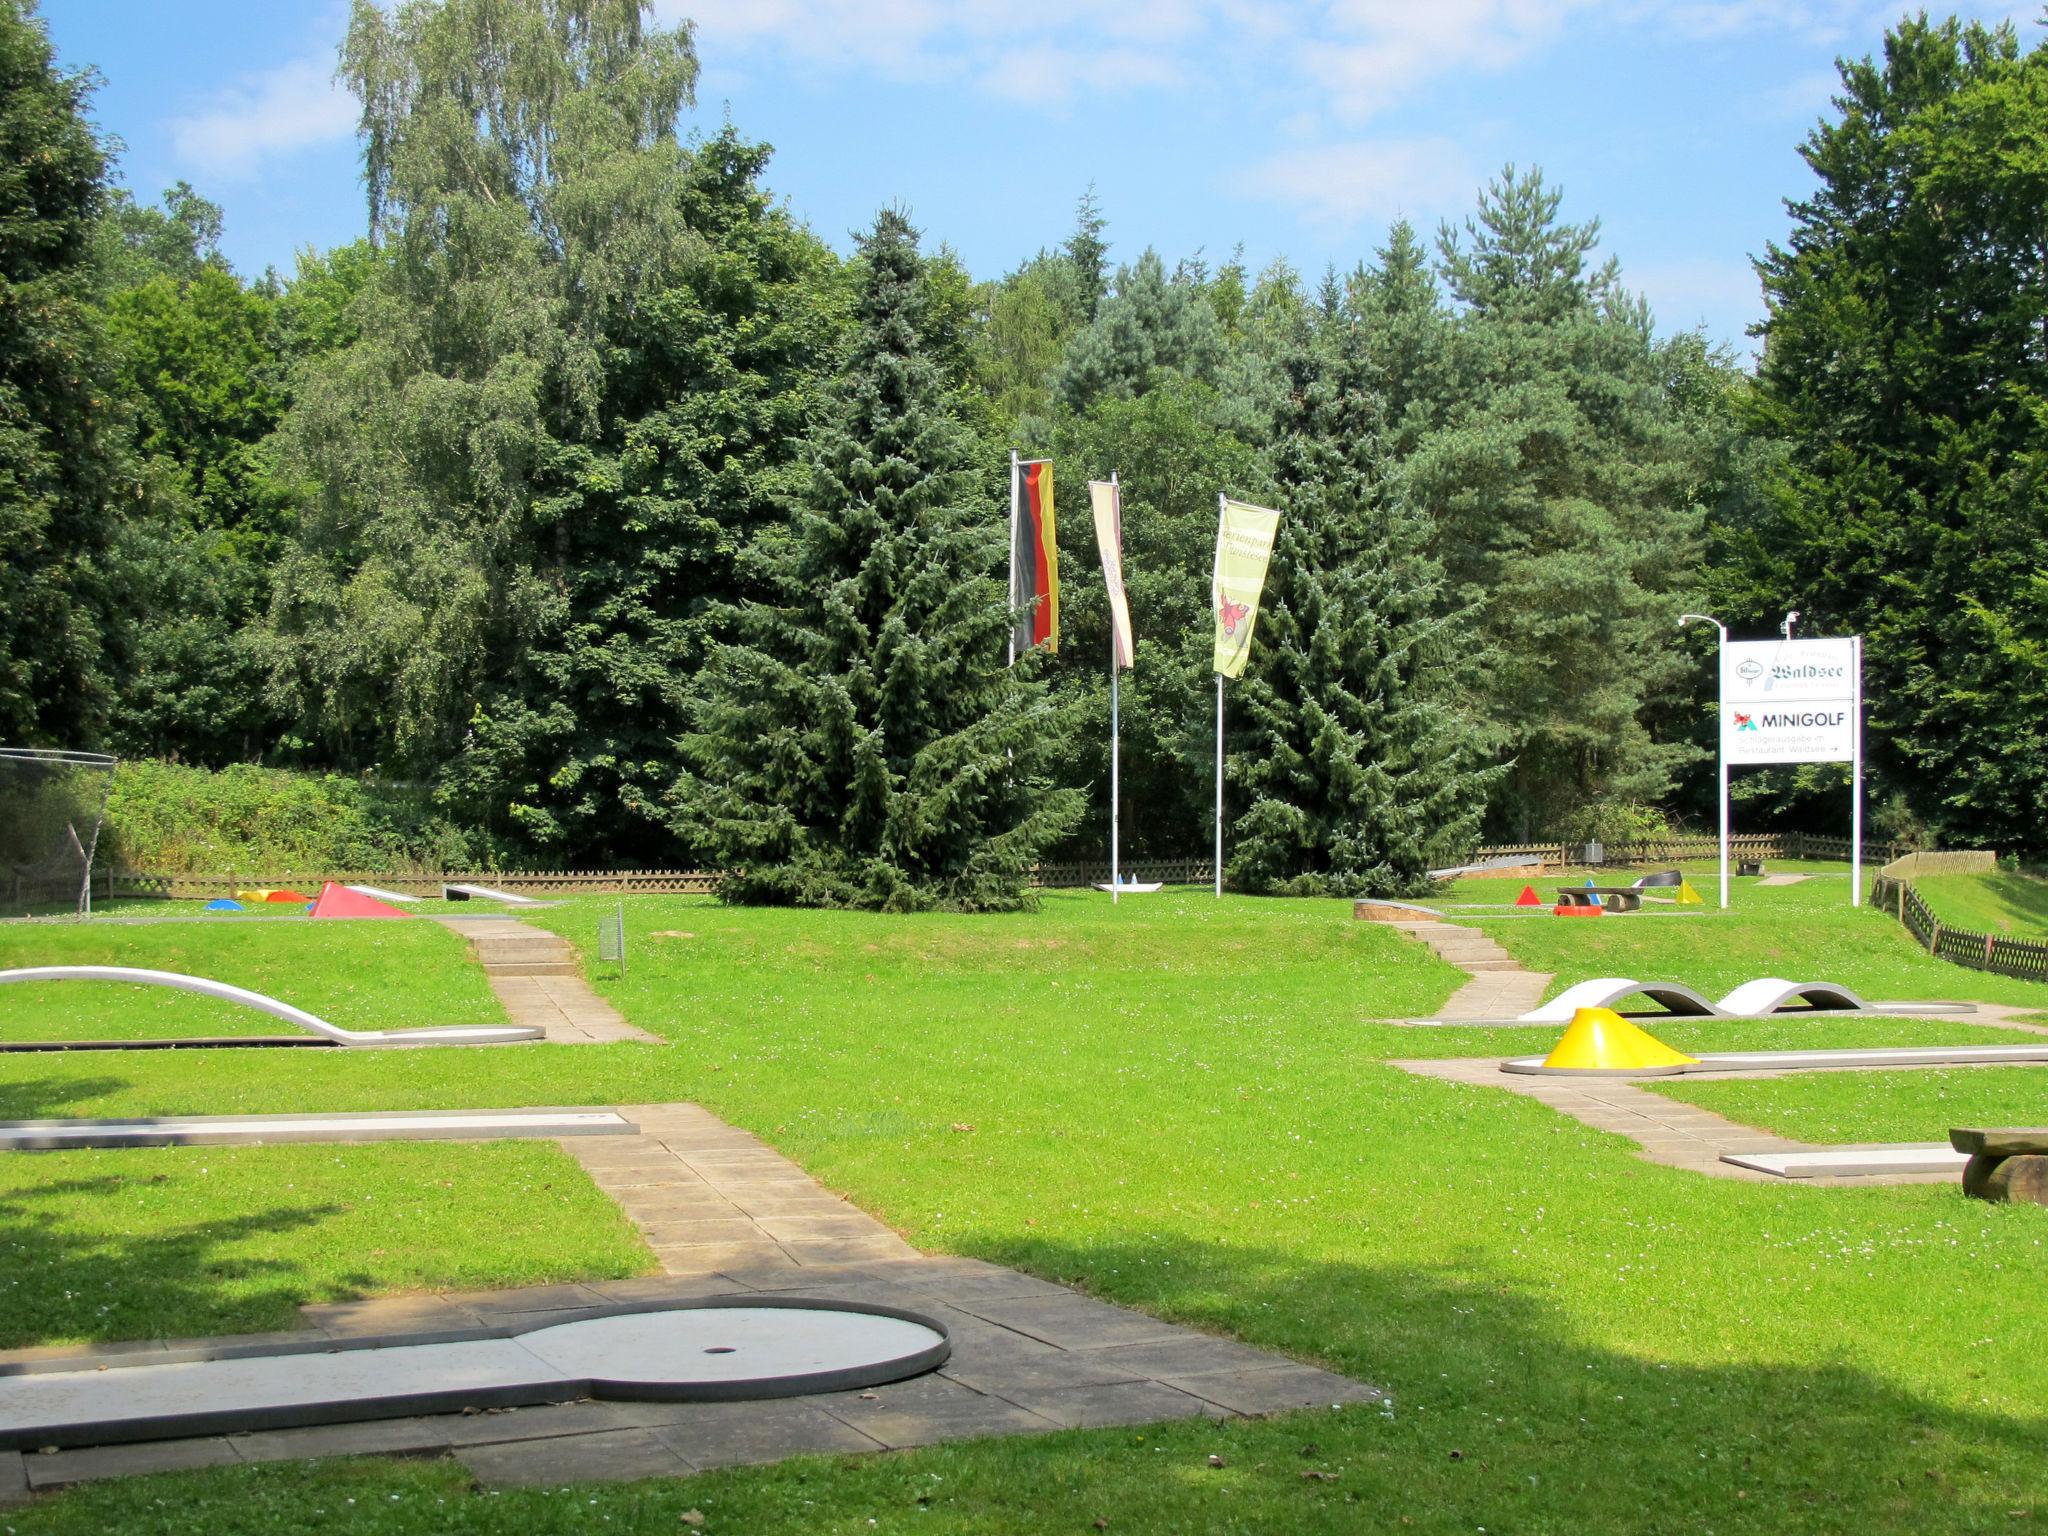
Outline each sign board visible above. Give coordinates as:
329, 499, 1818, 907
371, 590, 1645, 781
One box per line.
1721, 638, 1858, 766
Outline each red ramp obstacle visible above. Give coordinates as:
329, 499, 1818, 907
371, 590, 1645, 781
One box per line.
308, 881, 411, 920
1514, 884, 1541, 907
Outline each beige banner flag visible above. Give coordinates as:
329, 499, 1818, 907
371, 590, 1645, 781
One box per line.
1089, 480, 1135, 669
1211, 498, 1281, 679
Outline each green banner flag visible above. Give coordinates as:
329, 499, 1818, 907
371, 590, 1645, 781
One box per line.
1211, 498, 1281, 679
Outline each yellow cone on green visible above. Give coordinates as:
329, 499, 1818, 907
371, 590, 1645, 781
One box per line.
1540, 1007, 1700, 1072
1675, 879, 1704, 905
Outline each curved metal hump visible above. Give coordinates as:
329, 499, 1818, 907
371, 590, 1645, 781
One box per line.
1519, 977, 1721, 1023
0, 967, 540, 1047
1715, 977, 1871, 1016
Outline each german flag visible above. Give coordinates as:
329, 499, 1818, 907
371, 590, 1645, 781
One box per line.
1012, 459, 1059, 657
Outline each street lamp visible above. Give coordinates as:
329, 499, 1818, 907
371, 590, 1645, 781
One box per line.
1678, 613, 1730, 909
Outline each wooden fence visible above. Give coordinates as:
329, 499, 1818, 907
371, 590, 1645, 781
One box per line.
1455, 831, 1903, 872
103, 831, 1905, 904
110, 861, 1218, 900
1871, 870, 2048, 985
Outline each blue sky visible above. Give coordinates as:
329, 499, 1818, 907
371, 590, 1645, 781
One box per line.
43, 1, 2034, 355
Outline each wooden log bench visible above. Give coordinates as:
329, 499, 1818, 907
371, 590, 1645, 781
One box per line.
1951, 1128, 2048, 1205
1554, 887, 1642, 914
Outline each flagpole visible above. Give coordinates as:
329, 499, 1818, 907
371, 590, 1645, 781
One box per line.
1007, 450, 1020, 667
1214, 491, 1226, 900
1109, 472, 1121, 904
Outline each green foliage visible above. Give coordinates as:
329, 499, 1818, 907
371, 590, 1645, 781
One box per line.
1747, 16, 2048, 855
268, 0, 703, 787
1410, 166, 1707, 838
0, 0, 127, 745
1052, 248, 1224, 413
1231, 302, 1499, 896
102, 259, 292, 762
102, 759, 481, 873
675, 211, 1082, 910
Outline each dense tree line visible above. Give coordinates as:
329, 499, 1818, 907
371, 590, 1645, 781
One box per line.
2, 0, 2044, 904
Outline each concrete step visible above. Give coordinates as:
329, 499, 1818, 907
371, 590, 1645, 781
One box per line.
482, 961, 580, 977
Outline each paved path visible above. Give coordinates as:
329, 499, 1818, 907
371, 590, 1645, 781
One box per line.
435, 916, 659, 1044
0, 1100, 1377, 1501
1394, 1056, 1963, 1186
1384, 920, 1553, 1021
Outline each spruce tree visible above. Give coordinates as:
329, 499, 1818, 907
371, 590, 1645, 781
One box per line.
674, 211, 1082, 911
1231, 289, 1497, 897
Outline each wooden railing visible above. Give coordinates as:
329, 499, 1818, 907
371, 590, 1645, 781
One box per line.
1455, 831, 1903, 872
1871, 868, 2048, 985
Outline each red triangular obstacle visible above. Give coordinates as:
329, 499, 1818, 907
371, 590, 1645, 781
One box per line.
308, 881, 410, 920
1514, 884, 1541, 907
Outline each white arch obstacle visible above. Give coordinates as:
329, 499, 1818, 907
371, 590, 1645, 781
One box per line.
0, 967, 541, 1047
1519, 979, 1719, 1024
1517, 976, 1875, 1023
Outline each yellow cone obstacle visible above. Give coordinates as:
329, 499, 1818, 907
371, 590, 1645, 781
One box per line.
1539, 1007, 1700, 1074
1674, 879, 1703, 905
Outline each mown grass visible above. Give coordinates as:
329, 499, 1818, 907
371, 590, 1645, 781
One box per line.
0, 1140, 652, 1348
8, 883, 2048, 1534
1652, 1065, 2048, 1145
1454, 868, 2048, 1010
1912, 870, 2048, 938
0, 915, 506, 1039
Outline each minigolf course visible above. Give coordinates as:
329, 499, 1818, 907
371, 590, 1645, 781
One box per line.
0, 1299, 951, 1450
1518, 976, 1910, 1023
0, 967, 541, 1048
1503, 1007, 2048, 1077
307, 880, 410, 919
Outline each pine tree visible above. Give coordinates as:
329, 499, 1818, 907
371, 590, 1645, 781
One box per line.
674, 211, 1082, 911
1231, 291, 1498, 897
1408, 168, 1705, 840
1063, 185, 1110, 322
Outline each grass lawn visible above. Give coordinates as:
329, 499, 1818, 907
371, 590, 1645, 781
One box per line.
7, 882, 2048, 1533
1454, 868, 2048, 1011
0, 1140, 653, 1348
1912, 870, 2048, 938
1650, 1064, 2048, 1145
0, 914, 506, 1040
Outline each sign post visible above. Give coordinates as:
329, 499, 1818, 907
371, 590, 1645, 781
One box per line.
1720, 634, 1863, 907
1678, 615, 1729, 907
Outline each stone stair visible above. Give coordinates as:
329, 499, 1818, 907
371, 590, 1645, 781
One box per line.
1390, 921, 1522, 972
433, 916, 660, 1044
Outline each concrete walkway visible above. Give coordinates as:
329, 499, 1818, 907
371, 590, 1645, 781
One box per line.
1384, 920, 1553, 1021
1394, 1056, 1963, 1185
435, 916, 659, 1044
1, 1100, 1377, 1500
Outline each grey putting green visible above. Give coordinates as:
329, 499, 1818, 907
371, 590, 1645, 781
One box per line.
1502, 1043, 2048, 1077
0, 966, 543, 1048
0, 1108, 638, 1150
0, 1300, 951, 1449
1721, 1145, 1966, 1179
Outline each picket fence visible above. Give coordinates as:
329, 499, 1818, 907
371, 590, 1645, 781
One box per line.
109, 829, 1897, 905
1870, 855, 2048, 986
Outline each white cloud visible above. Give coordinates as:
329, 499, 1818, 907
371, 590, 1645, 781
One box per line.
1301, 0, 1592, 121
168, 53, 357, 181
1235, 137, 1479, 229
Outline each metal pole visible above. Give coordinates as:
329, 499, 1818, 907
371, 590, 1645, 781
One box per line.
1679, 613, 1729, 909
1110, 471, 1121, 905
1716, 623, 1729, 910
1007, 450, 1020, 668
1850, 634, 1864, 908
1215, 675, 1224, 899
1214, 492, 1226, 900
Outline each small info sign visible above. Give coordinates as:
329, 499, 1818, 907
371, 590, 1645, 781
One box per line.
1721, 638, 1858, 766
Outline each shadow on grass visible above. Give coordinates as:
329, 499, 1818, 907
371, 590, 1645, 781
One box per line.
931, 1230, 2048, 1532
0, 1171, 346, 1349
0, 1074, 132, 1120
